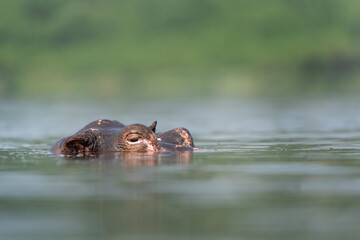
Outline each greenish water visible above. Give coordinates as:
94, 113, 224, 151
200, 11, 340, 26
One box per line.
1, 99, 360, 240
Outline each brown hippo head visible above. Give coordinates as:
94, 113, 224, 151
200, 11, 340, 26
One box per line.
49, 119, 195, 155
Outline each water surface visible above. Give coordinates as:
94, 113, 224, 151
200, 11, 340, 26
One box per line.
1, 98, 360, 240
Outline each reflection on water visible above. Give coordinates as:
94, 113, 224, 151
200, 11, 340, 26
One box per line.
63, 151, 193, 167
1, 98, 360, 240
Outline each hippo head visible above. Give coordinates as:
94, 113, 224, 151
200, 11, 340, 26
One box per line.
50, 119, 196, 155
51, 121, 160, 155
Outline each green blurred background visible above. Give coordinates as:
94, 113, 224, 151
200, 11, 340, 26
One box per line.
1, 0, 360, 100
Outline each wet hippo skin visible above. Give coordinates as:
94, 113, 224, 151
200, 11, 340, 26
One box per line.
49, 119, 196, 155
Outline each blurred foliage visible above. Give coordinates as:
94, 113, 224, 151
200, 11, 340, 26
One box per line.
0, 0, 360, 99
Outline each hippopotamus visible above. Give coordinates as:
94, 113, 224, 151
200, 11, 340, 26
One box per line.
49, 119, 196, 155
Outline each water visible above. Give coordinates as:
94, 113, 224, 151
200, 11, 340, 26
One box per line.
1, 98, 360, 240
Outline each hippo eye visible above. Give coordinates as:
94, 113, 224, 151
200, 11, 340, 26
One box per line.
127, 134, 142, 143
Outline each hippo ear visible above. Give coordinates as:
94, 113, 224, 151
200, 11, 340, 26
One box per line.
149, 121, 157, 133
63, 136, 90, 154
